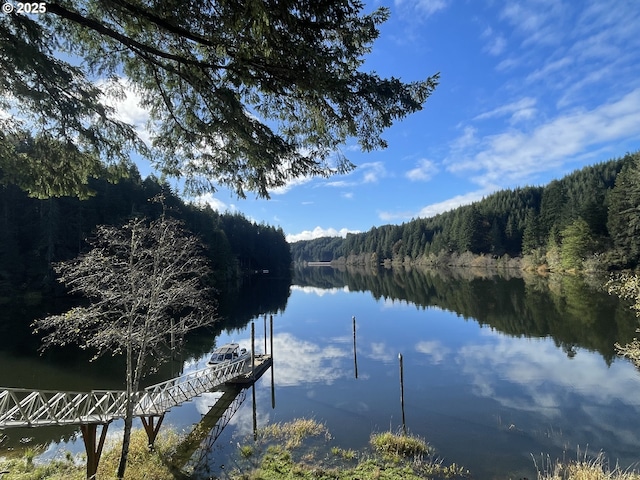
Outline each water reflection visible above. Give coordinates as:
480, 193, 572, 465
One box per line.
292, 285, 350, 296
4, 266, 640, 479
415, 339, 451, 365
293, 266, 638, 362
217, 331, 350, 387
457, 332, 640, 456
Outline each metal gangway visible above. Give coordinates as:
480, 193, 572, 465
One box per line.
0, 355, 257, 428
0, 353, 272, 478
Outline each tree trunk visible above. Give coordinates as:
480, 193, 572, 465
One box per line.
117, 337, 134, 478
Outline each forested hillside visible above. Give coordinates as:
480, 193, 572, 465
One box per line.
0, 164, 291, 297
291, 151, 640, 271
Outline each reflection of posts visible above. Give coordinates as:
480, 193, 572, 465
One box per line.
172, 385, 245, 473
399, 353, 406, 435
270, 315, 276, 409
264, 314, 268, 354
172, 352, 274, 475
251, 322, 256, 379
252, 383, 257, 441
353, 316, 358, 379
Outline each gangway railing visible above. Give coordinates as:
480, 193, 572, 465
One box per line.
0, 356, 252, 428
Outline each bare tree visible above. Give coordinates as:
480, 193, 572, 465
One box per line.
33, 214, 218, 479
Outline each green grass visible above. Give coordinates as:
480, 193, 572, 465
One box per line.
370, 430, 432, 458
232, 421, 469, 480
2, 421, 640, 480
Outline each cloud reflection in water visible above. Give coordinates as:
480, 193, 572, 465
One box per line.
456, 330, 640, 456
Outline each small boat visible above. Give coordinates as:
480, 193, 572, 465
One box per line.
207, 343, 248, 365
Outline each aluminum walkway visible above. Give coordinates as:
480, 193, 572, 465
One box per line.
0, 355, 270, 428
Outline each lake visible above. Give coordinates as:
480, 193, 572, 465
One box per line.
2, 266, 640, 479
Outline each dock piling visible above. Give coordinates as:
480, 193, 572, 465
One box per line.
353, 316, 358, 379
399, 353, 406, 435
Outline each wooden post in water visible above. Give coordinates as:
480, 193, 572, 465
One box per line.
270, 314, 275, 409
399, 353, 406, 435
352, 316, 358, 379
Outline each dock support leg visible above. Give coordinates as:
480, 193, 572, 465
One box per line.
80, 422, 109, 479
140, 414, 165, 449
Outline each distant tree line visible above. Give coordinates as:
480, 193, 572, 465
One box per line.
291, 151, 640, 271
0, 163, 291, 297
292, 265, 637, 364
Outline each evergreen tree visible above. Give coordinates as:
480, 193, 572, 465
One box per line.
540, 180, 567, 241
522, 209, 543, 254
560, 218, 593, 270
607, 152, 640, 266
1, 1, 439, 198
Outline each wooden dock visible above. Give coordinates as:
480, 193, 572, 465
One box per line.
227, 354, 272, 384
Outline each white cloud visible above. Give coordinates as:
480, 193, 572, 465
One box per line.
361, 161, 387, 184
450, 88, 640, 189
395, 0, 449, 17
378, 188, 492, 221
323, 161, 388, 188
269, 175, 314, 195
325, 180, 351, 188
416, 190, 487, 218
481, 27, 507, 57
98, 78, 151, 144
193, 193, 235, 213
378, 209, 417, 222
474, 97, 537, 124
525, 57, 573, 84
406, 158, 438, 182
286, 226, 361, 243
495, 57, 520, 72
500, 0, 566, 47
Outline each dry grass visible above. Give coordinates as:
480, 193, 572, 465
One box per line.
0, 429, 180, 479
96, 428, 179, 479
257, 418, 330, 449
535, 451, 640, 480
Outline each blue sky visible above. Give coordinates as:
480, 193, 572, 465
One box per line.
121, 0, 640, 242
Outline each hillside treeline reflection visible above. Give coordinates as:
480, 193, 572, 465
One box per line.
293, 266, 637, 364
0, 275, 291, 367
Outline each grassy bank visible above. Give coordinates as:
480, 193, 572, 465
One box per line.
1, 420, 639, 479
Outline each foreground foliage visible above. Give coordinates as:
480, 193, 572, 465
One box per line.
0, 429, 176, 479
607, 273, 640, 367
230, 419, 469, 480
2, 0, 438, 199
2, 421, 640, 479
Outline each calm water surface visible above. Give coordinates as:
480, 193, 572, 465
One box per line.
2, 268, 640, 479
